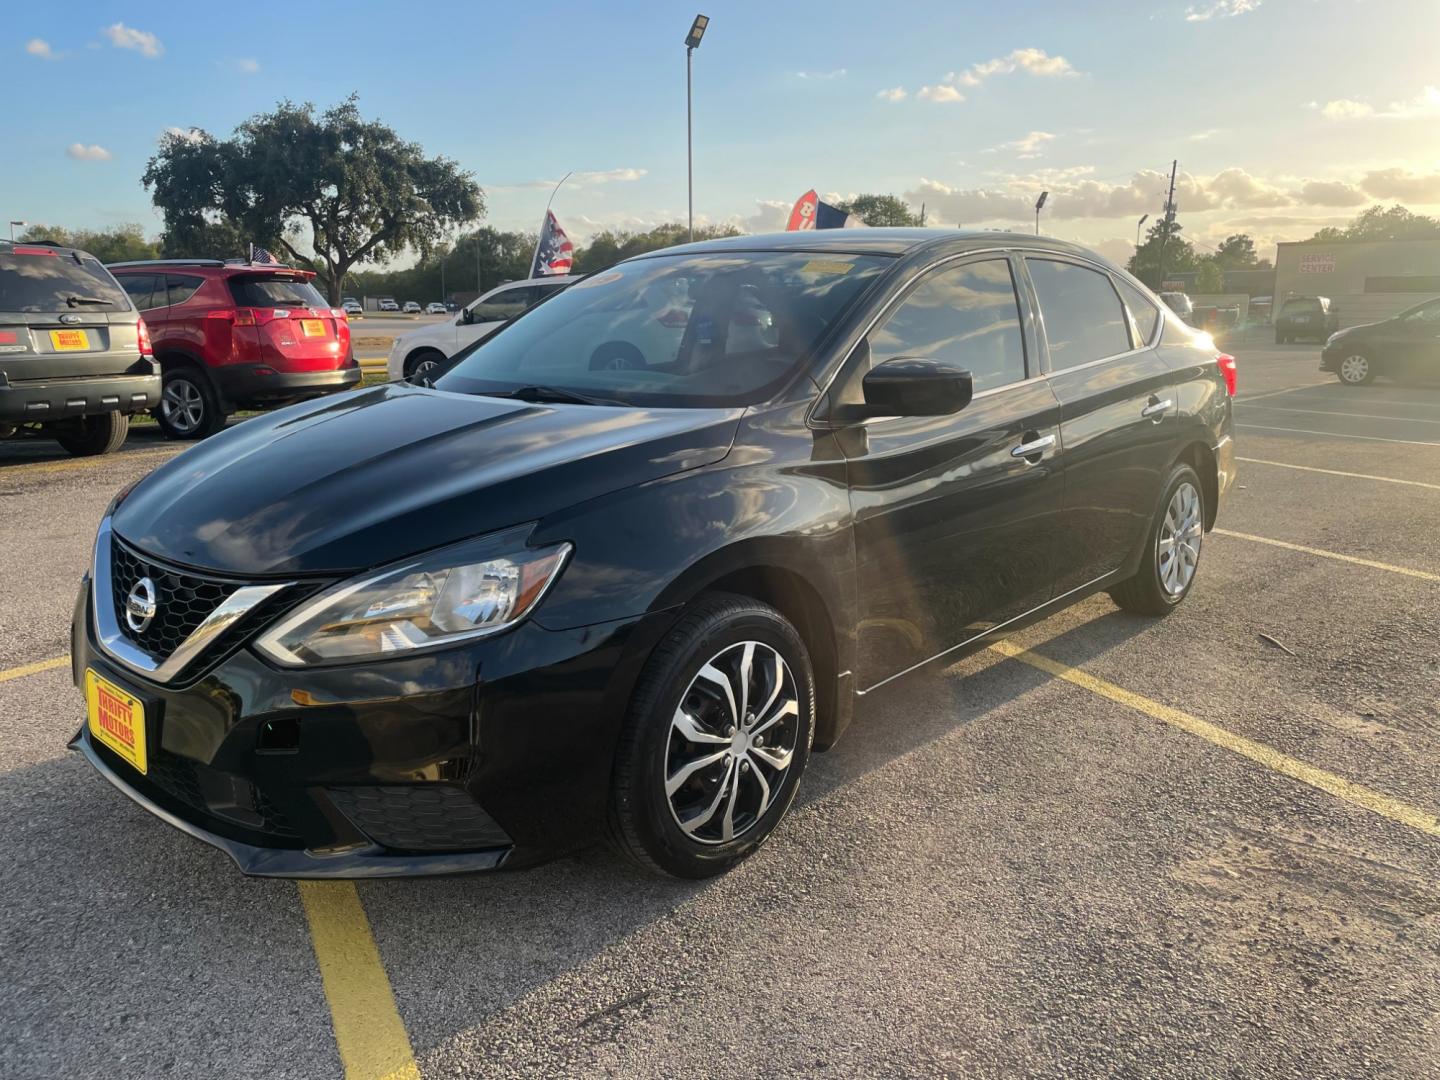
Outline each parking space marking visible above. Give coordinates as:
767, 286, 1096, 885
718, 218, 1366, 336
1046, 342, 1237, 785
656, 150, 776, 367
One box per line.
1236, 456, 1440, 491
1238, 404, 1440, 426
0, 655, 68, 683
299, 881, 420, 1080
1234, 384, 1332, 404
1214, 528, 1440, 582
989, 640, 1440, 838
1235, 424, 1440, 448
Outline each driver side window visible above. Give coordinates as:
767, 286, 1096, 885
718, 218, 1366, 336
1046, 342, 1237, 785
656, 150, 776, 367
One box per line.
473, 286, 535, 322
1405, 301, 1440, 324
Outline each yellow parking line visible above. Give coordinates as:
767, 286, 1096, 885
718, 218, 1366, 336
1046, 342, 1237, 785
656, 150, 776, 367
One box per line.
299, 882, 420, 1080
1214, 528, 1440, 583
1236, 456, 1440, 492
989, 640, 1440, 839
1235, 423, 1440, 448
0, 655, 69, 683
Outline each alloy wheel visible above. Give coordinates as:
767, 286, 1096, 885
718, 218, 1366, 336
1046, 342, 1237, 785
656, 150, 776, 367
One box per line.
664, 640, 799, 845
161, 378, 204, 433
1157, 481, 1202, 597
1340, 355, 1369, 384
412, 358, 440, 386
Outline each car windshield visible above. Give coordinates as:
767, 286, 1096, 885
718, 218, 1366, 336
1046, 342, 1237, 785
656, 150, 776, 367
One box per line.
1283, 298, 1322, 314
437, 251, 890, 407
0, 248, 131, 313
229, 275, 328, 308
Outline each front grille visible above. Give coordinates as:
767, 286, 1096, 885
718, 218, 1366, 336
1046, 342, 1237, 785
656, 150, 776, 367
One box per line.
110, 540, 241, 659
327, 786, 511, 852
144, 747, 299, 839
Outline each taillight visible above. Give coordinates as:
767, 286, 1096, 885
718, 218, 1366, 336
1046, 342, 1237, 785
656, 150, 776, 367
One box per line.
209, 307, 290, 327
1217, 353, 1237, 397
137, 317, 153, 357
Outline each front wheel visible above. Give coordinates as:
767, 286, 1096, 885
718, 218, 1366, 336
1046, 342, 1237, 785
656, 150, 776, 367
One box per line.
50, 412, 129, 456
1109, 463, 1205, 616
1337, 353, 1374, 386
607, 594, 814, 878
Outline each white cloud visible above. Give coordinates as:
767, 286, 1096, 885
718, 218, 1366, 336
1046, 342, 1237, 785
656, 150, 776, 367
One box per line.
1361, 168, 1440, 203
26, 39, 58, 60
1185, 0, 1262, 21
917, 84, 965, 103
234, 57, 260, 74
1320, 99, 1374, 120
1319, 85, 1440, 121
161, 126, 206, 145
67, 143, 111, 161
795, 68, 846, 80
1297, 179, 1367, 207
1188, 128, 1223, 141
488, 168, 648, 192
103, 23, 163, 58
964, 47, 1078, 82
876, 86, 907, 102
995, 131, 1056, 157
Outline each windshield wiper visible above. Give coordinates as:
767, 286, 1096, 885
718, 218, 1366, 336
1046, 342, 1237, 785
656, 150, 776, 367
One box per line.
489, 385, 625, 407
64, 295, 116, 307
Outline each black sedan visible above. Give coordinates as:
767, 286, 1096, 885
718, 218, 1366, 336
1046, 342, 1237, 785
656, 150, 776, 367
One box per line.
70, 230, 1236, 879
1320, 297, 1440, 385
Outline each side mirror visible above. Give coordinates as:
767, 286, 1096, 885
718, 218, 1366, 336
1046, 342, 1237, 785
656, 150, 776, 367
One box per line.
837, 356, 974, 422
460, 307, 474, 325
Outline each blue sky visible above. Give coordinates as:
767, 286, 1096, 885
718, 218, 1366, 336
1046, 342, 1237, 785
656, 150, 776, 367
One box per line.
5, 0, 1438, 265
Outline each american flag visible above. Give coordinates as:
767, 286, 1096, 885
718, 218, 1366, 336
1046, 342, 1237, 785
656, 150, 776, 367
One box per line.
249, 243, 277, 265
529, 211, 574, 278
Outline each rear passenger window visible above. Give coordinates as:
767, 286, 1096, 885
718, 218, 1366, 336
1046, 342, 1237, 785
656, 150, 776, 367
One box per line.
1113, 277, 1160, 347
869, 259, 1027, 393
473, 286, 536, 322
1027, 259, 1131, 370
119, 274, 159, 311
165, 274, 204, 307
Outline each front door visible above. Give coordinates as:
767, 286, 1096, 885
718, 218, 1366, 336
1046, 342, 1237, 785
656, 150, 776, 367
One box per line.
838, 255, 1064, 690
1393, 299, 1440, 379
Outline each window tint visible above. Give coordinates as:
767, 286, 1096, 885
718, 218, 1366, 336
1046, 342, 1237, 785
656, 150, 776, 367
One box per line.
1027, 259, 1131, 370
473, 286, 537, 322
1114, 277, 1160, 346
118, 273, 159, 311
166, 274, 205, 308
228, 275, 327, 308
868, 259, 1027, 393
0, 248, 131, 313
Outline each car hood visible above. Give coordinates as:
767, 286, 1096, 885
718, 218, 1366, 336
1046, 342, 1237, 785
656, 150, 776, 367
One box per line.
113, 383, 742, 576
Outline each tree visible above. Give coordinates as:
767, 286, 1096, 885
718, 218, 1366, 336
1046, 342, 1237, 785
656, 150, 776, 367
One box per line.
1306, 204, 1440, 243
571, 223, 740, 274
831, 194, 922, 227
19, 223, 160, 263
1127, 218, 1196, 288
144, 97, 484, 302
1214, 234, 1258, 270
349, 227, 537, 303
1194, 258, 1225, 294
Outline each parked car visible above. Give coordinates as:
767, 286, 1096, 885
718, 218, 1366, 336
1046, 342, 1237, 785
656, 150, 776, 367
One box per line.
1249, 296, 1273, 324
71, 230, 1235, 880
1274, 295, 1339, 344
1320, 296, 1440, 386
425, 302, 447, 315
1159, 291, 1194, 325
107, 259, 360, 439
342, 299, 364, 317
378, 298, 399, 312
0, 240, 160, 455
403, 301, 422, 314
385, 276, 577, 382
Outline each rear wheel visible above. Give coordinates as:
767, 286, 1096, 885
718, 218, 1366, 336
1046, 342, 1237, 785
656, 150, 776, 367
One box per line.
155, 365, 226, 439
607, 594, 814, 878
1338, 353, 1374, 386
1109, 463, 1205, 616
50, 412, 129, 457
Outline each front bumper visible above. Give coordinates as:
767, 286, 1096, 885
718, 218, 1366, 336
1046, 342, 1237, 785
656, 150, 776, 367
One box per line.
0, 365, 161, 423
70, 575, 673, 877
214, 362, 361, 407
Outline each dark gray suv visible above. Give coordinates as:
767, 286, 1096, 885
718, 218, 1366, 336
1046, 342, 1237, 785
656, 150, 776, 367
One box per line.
0, 240, 160, 455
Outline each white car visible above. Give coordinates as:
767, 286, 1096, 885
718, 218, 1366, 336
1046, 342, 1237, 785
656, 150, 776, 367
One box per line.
402, 301, 422, 314
378, 298, 400, 312
425, 302, 447, 315
342, 299, 363, 316
386, 276, 578, 382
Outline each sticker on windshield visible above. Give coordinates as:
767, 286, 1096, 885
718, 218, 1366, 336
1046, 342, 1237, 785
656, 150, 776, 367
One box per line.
574, 271, 623, 289
800, 259, 856, 276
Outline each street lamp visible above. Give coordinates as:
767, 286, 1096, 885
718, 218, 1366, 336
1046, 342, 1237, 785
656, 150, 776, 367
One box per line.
1034, 192, 1048, 236
1135, 213, 1149, 250
684, 14, 709, 242
8, 220, 25, 243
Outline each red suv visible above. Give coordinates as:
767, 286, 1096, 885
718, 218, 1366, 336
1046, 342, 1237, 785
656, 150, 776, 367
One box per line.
107, 259, 360, 439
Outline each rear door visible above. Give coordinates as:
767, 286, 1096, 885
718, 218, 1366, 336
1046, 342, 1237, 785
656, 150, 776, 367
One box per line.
460, 285, 538, 351
1025, 256, 1177, 594
839, 254, 1064, 689
1393, 300, 1440, 379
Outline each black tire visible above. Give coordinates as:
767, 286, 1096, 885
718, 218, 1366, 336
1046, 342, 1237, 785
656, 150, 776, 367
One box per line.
51, 412, 129, 457
154, 365, 227, 440
607, 593, 815, 878
1109, 462, 1206, 617
1275, 332, 1287, 344
404, 349, 447, 385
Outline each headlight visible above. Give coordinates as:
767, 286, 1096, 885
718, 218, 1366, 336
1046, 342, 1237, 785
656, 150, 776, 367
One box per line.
255, 526, 570, 666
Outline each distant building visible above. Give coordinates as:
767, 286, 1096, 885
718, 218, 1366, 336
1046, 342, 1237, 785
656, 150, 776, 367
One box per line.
1163, 268, 1275, 298
1272, 238, 1440, 328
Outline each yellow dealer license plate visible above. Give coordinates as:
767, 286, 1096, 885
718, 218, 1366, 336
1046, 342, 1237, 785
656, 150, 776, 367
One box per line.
85, 669, 148, 775
50, 329, 91, 351
299, 319, 326, 337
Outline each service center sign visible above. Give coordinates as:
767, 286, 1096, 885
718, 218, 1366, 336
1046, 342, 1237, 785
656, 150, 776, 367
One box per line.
1298, 252, 1335, 274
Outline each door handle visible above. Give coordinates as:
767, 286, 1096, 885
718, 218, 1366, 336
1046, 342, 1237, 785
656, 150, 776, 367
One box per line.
1010, 433, 1056, 459
1141, 398, 1173, 419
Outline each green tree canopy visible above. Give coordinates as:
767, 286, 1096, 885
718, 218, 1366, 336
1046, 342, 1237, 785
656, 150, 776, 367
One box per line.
571, 223, 740, 274
832, 194, 923, 227
19, 223, 160, 264
1193, 259, 1225, 294
1127, 218, 1196, 288
1214, 234, 1258, 269
1307, 204, 1440, 243
143, 96, 484, 301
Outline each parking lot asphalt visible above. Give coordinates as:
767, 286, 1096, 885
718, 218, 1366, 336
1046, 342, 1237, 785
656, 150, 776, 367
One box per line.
3, 338, 1438, 1078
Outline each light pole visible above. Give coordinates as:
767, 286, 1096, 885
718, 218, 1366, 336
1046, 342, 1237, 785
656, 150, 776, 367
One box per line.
1034, 191, 1048, 236
1135, 213, 1149, 251
8, 220, 25, 243
684, 14, 709, 242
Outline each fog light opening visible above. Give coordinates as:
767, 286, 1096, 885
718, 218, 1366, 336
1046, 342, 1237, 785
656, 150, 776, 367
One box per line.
258, 717, 300, 752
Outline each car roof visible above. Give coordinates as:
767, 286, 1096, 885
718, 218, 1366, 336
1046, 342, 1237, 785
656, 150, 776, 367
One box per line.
1, 239, 98, 261
106, 259, 316, 279
626, 228, 1110, 262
